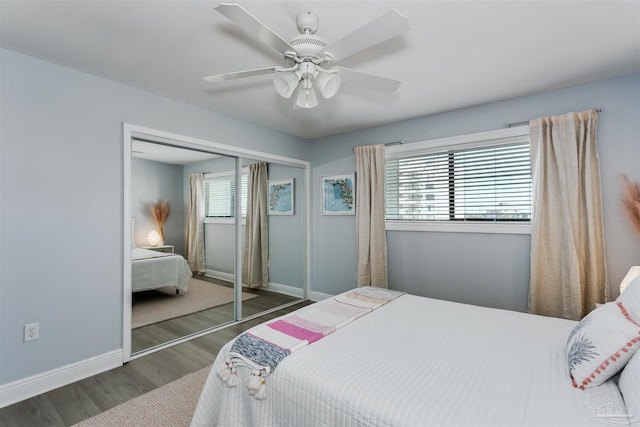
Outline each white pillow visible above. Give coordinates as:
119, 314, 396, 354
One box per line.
566, 276, 640, 389
618, 352, 640, 427
619, 275, 640, 321
620, 266, 640, 294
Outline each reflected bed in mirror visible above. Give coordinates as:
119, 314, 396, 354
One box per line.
131, 247, 192, 293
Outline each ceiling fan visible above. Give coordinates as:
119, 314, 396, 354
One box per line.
203, 3, 410, 109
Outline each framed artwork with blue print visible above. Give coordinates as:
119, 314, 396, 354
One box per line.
322, 173, 355, 215
268, 178, 294, 215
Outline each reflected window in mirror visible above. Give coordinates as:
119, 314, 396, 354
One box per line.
204, 168, 248, 222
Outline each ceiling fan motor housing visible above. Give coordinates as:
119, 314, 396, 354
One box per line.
288, 34, 327, 62
287, 11, 329, 63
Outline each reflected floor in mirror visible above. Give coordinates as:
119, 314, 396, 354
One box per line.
132, 275, 300, 354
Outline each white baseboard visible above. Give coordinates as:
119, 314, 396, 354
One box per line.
309, 291, 333, 302
204, 269, 234, 283
204, 270, 306, 300
261, 282, 304, 299
0, 349, 122, 408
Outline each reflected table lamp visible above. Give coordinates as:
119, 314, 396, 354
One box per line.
147, 230, 162, 247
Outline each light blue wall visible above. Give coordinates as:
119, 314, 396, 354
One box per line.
132, 158, 185, 255
0, 48, 309, 384
310, 73, 640, 311
267, 164, 306, 289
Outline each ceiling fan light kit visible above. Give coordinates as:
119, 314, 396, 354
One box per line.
295, 79, 318, 109
274, 62, 341, 105
204, 3, 410, 109
273, 71, 299, 98
315, 71, 341, 99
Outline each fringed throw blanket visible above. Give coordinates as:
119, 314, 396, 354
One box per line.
218, 287, 405, 399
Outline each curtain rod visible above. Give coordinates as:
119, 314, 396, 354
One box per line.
504, 108, 604, 128
352, 141, 403, 152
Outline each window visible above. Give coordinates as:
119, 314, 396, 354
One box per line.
385, 127, 532, 232
204, 170, 248, 220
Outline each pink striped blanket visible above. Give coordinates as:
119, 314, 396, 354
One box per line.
217, 287, 405, 399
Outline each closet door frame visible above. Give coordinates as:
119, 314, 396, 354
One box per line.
123, 123, 310, 362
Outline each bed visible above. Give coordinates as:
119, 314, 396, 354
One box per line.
132, 247, 192, 293
191, 277, 640, 427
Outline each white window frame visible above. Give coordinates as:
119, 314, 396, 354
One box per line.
203, 168, 249, 225
385, 126, 532, 235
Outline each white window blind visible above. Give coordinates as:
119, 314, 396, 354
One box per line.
204, 172, 248, 218
385, 131, 532, 222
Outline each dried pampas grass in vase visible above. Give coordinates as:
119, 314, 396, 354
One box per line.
622, 174, 640, 239
150, 200, 171, 243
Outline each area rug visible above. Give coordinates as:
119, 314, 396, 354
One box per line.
73, 366, 210, 427
132, 278, 258, 328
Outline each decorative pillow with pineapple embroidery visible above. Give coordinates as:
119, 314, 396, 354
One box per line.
566, 275, 640, 389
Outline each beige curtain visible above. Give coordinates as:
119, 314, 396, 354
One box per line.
243, 162, 269, 288
354, 144, 388, 288
528, 109, 609, 320
186, 173, 206, 274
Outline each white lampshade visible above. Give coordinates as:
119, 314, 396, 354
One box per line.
273, 72, 300, 98
295, 79, 318, 109
619, 266, 640, 293
315, 71, 341, 99
147, 230, 161, 247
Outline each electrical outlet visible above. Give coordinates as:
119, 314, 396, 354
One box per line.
24, 323, 39, 342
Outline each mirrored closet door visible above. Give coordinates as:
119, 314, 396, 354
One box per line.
238, 159, 307, 320
130, 141, 238, 354
125, 129, 309, 358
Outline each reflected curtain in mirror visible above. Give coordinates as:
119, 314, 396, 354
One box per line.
355, 144, 388, 288
243, 162, 269, 288
186, 173, 206, 274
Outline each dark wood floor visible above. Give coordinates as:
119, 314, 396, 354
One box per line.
0, 292, 311, 427
132, 276, 300, 353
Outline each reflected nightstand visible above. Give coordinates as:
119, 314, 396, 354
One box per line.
140, 244, 174, 254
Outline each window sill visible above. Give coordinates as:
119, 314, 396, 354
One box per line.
386, 220, 531, 235
204, 218, 246, 226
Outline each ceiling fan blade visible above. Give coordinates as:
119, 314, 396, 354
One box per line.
214, 3, 298, 56
324, 9, 409, 63
203, 66, 279, 83
334, 66, 401, 93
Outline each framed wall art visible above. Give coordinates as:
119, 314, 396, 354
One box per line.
268, 178, 294, 215
322, 173, 355, 215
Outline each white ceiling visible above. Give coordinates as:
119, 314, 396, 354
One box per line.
2, 1, 639, 139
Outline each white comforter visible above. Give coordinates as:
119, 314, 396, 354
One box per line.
132, 248, 192, 292
191, 293, 629, 427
